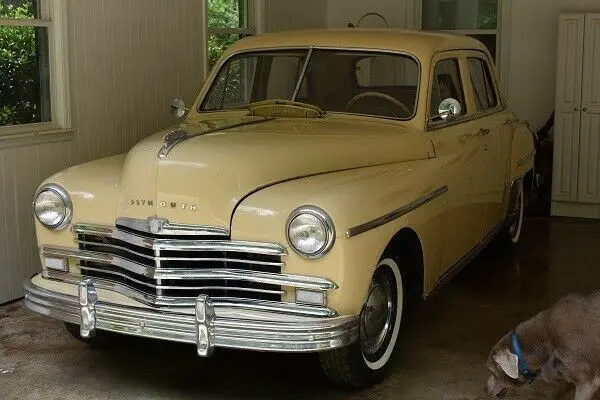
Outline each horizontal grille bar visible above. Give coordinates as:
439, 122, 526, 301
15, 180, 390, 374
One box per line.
42, 270, 336, 316
73, 224, 287, 256
80, 265, 286, 295
41, 246, 336, 291
115, 218, 230, 237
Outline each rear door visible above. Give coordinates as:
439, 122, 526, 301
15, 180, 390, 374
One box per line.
463, 53, 509, 236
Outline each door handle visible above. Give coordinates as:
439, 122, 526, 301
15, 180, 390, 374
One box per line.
476, 128, 490, 136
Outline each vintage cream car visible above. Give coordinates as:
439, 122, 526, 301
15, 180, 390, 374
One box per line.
25, 29, 534, 387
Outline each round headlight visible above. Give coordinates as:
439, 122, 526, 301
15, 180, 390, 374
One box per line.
286, 206, 335, 259
33, 184, 72, 230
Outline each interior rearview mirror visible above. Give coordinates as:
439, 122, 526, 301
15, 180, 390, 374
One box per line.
438, 98, 462, 121
169, 97, 188, 119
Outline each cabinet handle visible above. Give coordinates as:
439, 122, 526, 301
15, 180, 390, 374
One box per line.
476, 128, 490, 136
574, 107, 579, 112
583, 107, 588, 112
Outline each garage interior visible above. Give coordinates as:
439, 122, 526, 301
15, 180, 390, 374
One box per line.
1, 0, 600, 399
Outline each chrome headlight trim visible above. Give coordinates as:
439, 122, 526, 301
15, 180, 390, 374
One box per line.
286, 205, 335, 259
33, 183, 73, 230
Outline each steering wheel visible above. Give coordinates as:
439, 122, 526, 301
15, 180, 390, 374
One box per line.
345, 92, 411, 118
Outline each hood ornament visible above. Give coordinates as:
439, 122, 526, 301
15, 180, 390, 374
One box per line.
157, 117, 274, 159
148, 216, 168, 234
158, 128, 190, 159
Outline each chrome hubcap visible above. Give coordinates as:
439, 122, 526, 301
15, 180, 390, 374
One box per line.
360, 272, 394, 356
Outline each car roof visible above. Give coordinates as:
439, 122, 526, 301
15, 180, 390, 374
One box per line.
225, 28, 490, 60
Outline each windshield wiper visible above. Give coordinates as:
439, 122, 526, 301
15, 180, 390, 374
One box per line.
292, 47, 314, 101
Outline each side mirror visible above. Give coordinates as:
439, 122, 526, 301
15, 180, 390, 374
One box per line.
169, 97, 188, 119
438, 98, 462, 121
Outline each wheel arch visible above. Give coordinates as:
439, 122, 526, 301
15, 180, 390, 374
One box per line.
380, 227, 424, 300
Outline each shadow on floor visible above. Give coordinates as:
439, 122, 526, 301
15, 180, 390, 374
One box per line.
2, 217, 600, 399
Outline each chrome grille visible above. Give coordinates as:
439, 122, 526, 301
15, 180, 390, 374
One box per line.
74, 219, 288, 304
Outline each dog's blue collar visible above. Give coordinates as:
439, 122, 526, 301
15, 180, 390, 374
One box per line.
511, 331, 536, 383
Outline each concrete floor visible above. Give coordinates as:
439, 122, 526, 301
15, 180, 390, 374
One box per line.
2, 217, 600, 400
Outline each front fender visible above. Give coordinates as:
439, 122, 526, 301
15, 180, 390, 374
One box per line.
34, 154, 126, 249
231, 161, 447, 315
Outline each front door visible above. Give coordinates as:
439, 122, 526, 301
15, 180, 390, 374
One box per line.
427, 54, 486, 270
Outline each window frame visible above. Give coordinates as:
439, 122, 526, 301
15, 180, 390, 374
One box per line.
198, 46, 423, 122
426, 55, 468, 129
461, 50, 503, 119
466, 55, 499, 113
426, 50, 505, 131
0, 0, 72, 140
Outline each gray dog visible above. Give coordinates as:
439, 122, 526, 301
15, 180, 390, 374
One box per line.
485, 292, 600, 400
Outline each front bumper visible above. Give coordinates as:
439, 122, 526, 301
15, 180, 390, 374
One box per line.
24, 277, 359, 355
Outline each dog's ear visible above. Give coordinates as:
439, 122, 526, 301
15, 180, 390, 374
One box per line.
494, 348, 519, 379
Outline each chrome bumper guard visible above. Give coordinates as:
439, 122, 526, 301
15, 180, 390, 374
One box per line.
24, 279, 359, 354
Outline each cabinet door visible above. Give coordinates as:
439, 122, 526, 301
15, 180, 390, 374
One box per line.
552, 14, 585, 202
578, 14, 600, 203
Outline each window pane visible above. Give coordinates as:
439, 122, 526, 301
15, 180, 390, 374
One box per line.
202, 50, 420, 120
422, 0, 497, 30
468, 57, 497, 112
204, 56, 257, 110
0, 25, 50, 126
208, 33, 250, 69
0, 0, 41, 19
430, 59, 465, 118
207, 0, 247, 29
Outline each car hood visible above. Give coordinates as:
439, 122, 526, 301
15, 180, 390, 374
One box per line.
117, 115, 434, 228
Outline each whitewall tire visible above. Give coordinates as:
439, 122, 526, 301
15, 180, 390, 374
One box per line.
503, 179, 524, 245
319, 257, 404, 388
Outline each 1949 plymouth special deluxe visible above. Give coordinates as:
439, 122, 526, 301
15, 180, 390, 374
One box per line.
25, 29, 534, 387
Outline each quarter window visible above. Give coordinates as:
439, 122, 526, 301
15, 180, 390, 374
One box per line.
468, 57, 497, 112
429, 58, 465, 118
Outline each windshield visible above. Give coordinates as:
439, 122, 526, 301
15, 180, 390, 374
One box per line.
201, 49, 420, 120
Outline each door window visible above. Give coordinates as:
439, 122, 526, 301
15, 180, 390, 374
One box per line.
429, 58, 466, 119
468, 57, 498, 112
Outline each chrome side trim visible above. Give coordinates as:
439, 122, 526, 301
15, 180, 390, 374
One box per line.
345, 186, 449, 238
24, 279, 359, 354
73, 224, 287, 257
115, 217, 230, 237
29, 277, 338, 318
41, 246, 334, 291
516, 150, 536, 167
427, 221, 504, 297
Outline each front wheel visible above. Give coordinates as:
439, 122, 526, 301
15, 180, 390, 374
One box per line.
64, 322, 109, 347
319, 257, 404, 388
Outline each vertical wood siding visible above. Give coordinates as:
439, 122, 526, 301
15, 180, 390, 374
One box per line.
0, 0, 203, 303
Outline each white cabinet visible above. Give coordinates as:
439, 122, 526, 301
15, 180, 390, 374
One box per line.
552, 13, 600, 218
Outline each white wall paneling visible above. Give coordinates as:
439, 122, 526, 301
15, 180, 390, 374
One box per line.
0, 0, 204, 303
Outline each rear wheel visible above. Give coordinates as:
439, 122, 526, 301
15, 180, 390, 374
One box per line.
502, 179, 524, 244
319, 257, 404, 388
